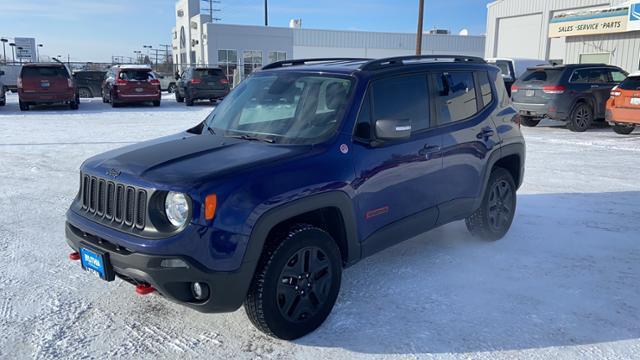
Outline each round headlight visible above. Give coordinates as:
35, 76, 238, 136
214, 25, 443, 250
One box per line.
165, 192, 190, 228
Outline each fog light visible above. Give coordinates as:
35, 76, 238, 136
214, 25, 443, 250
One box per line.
191, 282, 210, 301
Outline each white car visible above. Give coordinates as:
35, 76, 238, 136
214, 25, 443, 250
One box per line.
0, 70, 5, 106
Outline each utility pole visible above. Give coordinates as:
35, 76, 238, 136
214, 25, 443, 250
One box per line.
159, 44, 171, 65
416, 0, 425, 56
9, 42, 15, 63
201, 0, 222, 22
150, 48, 163, 70
265, 0, 268, 26
37, 44, 43, 63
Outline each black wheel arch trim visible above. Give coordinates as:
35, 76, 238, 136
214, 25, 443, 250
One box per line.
474, 142, 525, 211
242, 191, 360, 269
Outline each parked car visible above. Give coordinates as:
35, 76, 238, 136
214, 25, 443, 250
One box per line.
175, 66, 230, 106
606, 72, 640, 135
511, 64, 627, 131
154, 72, 177, 93
486, 57, 547, 96
18, 62, 79, 111
0, 70, 6, 107
102, 65, 161, 107
0, 64, 21, 93
65, 56, 525, 340
73, 70, 106, 98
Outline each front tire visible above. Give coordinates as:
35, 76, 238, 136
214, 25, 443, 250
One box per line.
78, 88, 92, 98
465, 167, 517, 241
244, 224, 342, 340
567, 103, 593, 132
520, 116, 540, 127
612, 124, 635, 135
19, 101, 29, 111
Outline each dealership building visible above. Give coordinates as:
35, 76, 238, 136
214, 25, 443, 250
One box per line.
172, 0, 485, 80
486, 0, 640, 72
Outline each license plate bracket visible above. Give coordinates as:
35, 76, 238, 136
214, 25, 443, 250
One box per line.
79, 245, 115, 281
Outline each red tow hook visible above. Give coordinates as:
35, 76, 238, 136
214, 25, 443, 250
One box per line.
135, 284, 156, 295
69, 252, 80, 261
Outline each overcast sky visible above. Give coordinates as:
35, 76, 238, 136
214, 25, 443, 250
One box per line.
0, 0, 491, 63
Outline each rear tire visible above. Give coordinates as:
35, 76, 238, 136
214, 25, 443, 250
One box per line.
465, 167, 517, 241
612, 124, 635, 135
567, 102, 593, 132
185, 95, 194, 106
244, 224, 342, 340
152, 100, 161, 107
167, 83, 176, 93
0, 98, 5, 107
70, 100, 79, 110
175, 91, 184, 103
520, 116, 540, 127
19, 101, 29, 111
78, 88, 92, 98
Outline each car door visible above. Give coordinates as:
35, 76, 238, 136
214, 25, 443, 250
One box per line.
352, 73, 444, 250
569, 68, 611, 118
430, 70, 500, 223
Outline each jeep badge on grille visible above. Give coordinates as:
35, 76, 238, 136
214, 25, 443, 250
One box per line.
106, 168, 121, 178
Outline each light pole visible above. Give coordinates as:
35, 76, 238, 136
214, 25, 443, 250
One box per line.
416, 0, 425, 56
143, 45, 152, 61
264, 0, 268, 26
134, 50, 142, 63
0, 38, 7, 64
9, 42, 16, 63
37, 44, 43, 62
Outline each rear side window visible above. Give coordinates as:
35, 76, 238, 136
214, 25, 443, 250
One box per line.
610, 70, 627, 83
619, 76, 640, 90
477, 72, 493, 107
119, 70, 153, 81
521, 69, 562, 83
570, 68, 610, 84
371, 74, 430, 132
194, 69, 224, 78
431, 71, 478, 124
22, 66, 69, 78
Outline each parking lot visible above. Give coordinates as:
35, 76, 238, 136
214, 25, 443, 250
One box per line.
0, 92, 639, 359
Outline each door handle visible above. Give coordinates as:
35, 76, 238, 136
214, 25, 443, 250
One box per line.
476, 128, 495, 139
418, 144, 441, 156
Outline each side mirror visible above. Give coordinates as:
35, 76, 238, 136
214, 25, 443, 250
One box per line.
375, 118, 411, 140
501, 74, 514, 83
175, 72, 181, 80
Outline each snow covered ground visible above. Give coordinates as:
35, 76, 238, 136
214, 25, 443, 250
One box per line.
0, 92, 639, 359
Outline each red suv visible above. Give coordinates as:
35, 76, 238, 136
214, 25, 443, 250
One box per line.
102, 65, 161, 107
18, 63, 79, 111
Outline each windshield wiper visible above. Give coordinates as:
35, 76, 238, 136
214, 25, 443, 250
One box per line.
225, 134, 275, 143
206, 125, 216, 135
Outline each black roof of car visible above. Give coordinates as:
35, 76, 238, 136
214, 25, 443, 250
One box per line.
526, 63, 622, 71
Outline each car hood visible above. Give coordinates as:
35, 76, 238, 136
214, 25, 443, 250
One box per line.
82, 132, 311, 187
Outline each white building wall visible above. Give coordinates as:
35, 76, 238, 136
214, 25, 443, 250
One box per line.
566, 32, 640, 72
484, 0, 628, 60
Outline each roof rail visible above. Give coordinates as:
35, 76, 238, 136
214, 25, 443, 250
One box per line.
261, 58, 369, 70
360, 55, 486, 71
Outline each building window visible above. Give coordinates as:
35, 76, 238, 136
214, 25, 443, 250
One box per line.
268, 51, 287, 64
218, 49, 238, 80
243, 50, 263, 76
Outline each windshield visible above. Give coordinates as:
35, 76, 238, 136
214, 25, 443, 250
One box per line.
618, 76, 640, 90
204, 72, 354, 144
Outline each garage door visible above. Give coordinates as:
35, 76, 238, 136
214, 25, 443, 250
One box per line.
496, 13, 543, 58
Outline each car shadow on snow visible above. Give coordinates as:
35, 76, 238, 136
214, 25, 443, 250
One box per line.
297, 191, 640, 354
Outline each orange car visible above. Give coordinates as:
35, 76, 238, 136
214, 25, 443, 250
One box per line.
606, 73, 640, 135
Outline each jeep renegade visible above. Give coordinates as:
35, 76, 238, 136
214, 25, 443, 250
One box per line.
65, 56, 525, 340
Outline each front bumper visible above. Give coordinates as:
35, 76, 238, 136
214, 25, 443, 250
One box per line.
65, 221, 255, 313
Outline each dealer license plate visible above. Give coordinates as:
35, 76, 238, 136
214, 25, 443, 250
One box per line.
135, 87, 144, 93
80, 247, 110, 280
631, 98, 640, 105
526, 90, 535, 97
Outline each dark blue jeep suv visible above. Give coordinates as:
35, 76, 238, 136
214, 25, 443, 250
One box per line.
65, 56, 525, 339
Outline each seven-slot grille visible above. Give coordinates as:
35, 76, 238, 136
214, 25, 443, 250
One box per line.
80, 174, 147, 229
